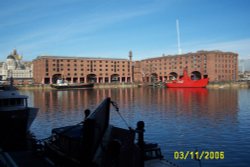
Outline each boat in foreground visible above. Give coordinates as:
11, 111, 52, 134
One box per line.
43, 97, 179, 167
0, 84, 38, 147
166, 69, 209, 88
51, 79, 94, 89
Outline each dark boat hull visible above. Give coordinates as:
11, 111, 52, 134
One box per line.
0, 107, 38, 142
50, 83, 94, 89
44, 98, 112, 166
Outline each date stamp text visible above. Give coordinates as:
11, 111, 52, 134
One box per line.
174, 151, 224, 160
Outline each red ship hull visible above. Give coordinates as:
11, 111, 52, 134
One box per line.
166, 78, 209, 88
166, 69, 209, 88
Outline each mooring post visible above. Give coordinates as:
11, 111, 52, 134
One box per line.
136, 121, 145, 167
84, 109, 90, 120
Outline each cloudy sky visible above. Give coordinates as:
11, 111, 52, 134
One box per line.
1, 0, 250, 61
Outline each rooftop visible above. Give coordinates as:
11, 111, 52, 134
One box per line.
142, 50, 238, 61
34, 55, 129, 61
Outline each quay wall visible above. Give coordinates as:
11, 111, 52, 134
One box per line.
15, 81, 250, 90
15, 83, 138, 90
207, 81, 250, 88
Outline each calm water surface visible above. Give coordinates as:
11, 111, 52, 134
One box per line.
20, 88, 250, 167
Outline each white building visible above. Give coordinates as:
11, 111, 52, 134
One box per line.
238, 59, 250, 81
239, 59, 250, 73
0, 49, 33, 84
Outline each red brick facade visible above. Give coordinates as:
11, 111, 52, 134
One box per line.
33, 50, 238, 84
134, 51, 238, 82
33, 54, 133, 84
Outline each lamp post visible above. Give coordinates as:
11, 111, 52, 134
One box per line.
7, 69, 14, 86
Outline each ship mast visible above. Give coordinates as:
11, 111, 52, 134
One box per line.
176, 19, 182, 55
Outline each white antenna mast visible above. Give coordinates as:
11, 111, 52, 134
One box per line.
176, 19, 182, 54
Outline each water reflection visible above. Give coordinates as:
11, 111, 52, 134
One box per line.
24, 88, 239, 137
19, 88, 250, 167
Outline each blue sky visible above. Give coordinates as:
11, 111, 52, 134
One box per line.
1, 0, 250, 61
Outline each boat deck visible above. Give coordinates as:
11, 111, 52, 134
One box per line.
0, 148, 53, 167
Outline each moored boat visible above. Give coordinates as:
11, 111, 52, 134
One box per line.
50, 79, 94, 89
0, 84, 38, 147
42, 97, 179, 167
166, 69, 209, 88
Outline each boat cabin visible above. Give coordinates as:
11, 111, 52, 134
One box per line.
0, 87, 28, 111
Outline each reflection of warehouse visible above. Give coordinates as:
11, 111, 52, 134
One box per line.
32, 52, 133, 84
134, 51, 238, 82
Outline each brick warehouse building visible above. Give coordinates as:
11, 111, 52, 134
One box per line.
33, 52, 133, 84
133, 50, 238, 83
32, 50, 238, 84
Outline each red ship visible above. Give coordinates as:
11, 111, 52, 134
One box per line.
166, 69, 209, 88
